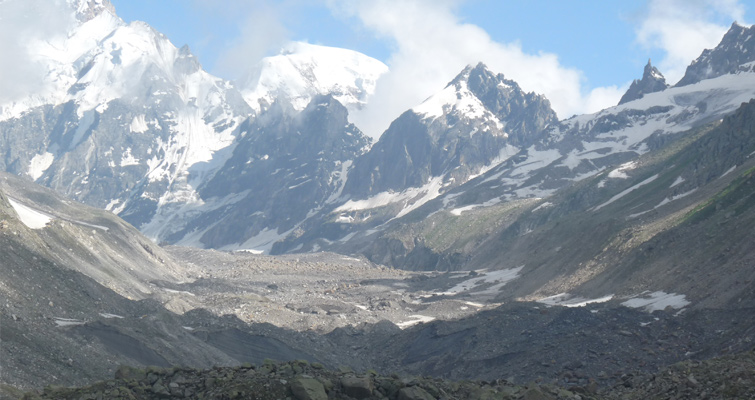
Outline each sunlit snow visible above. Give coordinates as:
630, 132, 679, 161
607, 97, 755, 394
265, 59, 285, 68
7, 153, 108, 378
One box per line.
335, 176, 446, 220
593, 174, 659, 211
438, 267, 524, 296
27, 152, 55, 181
239, 42, 388, 113
538, 293, 614, 308
621, 291, 690, 312
129, 115, 149, 133
396, 315, 436, 329
413, 76, 489, 122
8, 198, 52, 229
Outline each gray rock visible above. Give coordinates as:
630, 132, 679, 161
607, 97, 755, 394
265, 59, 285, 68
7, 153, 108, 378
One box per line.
290, 377, 328, 400
397, 386, 435, 400
676, 23, 755, 87
618, 60, 669, 105
340, 376, 373, 399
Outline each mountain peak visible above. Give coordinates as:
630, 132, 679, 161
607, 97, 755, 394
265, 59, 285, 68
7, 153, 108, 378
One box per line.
415, 62, 556, 129
448, 62, 493, 86
237, 42, 388, 113
675, 22, 755, 87
68, 0, 116, 22
618, 59, 669, 105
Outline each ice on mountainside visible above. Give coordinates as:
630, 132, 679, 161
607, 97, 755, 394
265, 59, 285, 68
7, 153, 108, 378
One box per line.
238, 42, 388, 113
0, 0, 251, 236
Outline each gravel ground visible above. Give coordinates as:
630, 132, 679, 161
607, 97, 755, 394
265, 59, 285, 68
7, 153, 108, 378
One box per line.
160, 246, 507, 333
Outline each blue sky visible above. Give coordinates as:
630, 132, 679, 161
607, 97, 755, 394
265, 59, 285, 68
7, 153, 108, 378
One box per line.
111, 1, 750, 85
107, 0, 754, 135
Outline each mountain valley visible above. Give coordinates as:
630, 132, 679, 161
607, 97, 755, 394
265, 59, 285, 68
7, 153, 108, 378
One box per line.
1, 1, 755, 399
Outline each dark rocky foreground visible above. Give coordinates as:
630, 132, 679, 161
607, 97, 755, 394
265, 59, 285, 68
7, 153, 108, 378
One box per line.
602, 349, 755, 400
18, 350, 755, 400
15, 359, 590, 400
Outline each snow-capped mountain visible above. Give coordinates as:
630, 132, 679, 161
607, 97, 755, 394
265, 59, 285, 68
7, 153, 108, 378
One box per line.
141, 95, 372, 252
0, 0, 119, 120
0, 0, 249, 231
3, 0, 755, 264
0, 1, 392, 245
339, 63, 557, 207
618, 60, 668, 105
676, 22, 755, 86
237, 42, 388, 113
275, 22, 755, 265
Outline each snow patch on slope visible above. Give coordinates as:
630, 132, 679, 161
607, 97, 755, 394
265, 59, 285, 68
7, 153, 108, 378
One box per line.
655, 188, 697, 209
438, 267, 524, 296
8, 198, 52, 229
538, 293, 614, 308
28, 152, 55, 180
130, 115, 149, 133
622, 291, 690, 312
593, 174, 659, 211
335, 176, 445, 220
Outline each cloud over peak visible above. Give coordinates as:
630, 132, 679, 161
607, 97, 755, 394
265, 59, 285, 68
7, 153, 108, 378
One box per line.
327, 0, 626, 138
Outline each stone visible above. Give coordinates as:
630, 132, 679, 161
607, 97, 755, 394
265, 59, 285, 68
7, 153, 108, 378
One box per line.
340, 376, 373, 399
290, 377, 328, 400
397, 386, 435, 400
521, 386, 554, 400
114, 366, 146, 381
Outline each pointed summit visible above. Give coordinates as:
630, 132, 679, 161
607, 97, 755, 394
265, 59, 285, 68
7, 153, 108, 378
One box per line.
413, 62, 557, 144
676, 22, 755, 87
618, 59, 669, 105
344, 63, 557, 199
68, 0, 116, 22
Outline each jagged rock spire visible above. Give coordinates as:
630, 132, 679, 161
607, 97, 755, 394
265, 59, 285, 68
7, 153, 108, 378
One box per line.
618, 59, 669, 105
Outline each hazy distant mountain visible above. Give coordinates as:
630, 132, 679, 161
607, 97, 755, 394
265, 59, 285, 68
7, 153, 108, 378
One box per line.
237, 42, 388, 113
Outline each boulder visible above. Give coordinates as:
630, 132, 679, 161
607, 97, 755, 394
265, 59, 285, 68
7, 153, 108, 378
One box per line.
290, 377, 328, 400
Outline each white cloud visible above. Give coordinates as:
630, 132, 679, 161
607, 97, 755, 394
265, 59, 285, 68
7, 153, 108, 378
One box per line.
326, 0, 626, 138
0, 0, 75, 104
193, 0, 290, 79
635, 0, 748, 84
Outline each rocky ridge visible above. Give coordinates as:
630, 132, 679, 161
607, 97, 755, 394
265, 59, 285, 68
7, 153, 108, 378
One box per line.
676, 22, 755, 87
617, 60, 669, 105
274, 22, 755, 261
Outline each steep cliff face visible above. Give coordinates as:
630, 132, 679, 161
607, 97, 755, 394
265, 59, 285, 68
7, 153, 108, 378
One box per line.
618, 60, 669, 105
341, 62, 557, 204
0, 1, 251, 233
137, 95, 371, 251
675, 22, 755, 87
